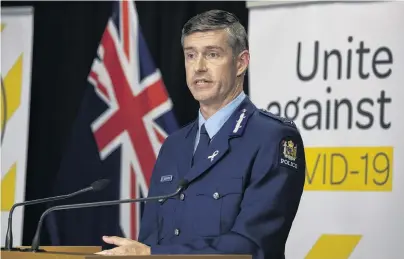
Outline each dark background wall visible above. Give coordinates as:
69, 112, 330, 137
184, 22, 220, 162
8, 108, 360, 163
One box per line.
1, 1, 249, 246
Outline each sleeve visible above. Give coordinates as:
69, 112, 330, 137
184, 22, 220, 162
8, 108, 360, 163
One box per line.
149, 125, 306, 259
137, 140, 168, 246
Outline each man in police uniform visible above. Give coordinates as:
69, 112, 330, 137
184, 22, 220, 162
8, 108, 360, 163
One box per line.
96, 10, 306, 259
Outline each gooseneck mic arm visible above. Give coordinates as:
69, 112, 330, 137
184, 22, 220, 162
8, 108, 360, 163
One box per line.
30, 179, 189, 252
3, 179, 110, 251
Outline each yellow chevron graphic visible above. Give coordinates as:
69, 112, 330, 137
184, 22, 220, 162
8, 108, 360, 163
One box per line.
1, 163, 17, 211
1, 54, 23, 132
305, 234, 362, 259
1, 23, 5, 32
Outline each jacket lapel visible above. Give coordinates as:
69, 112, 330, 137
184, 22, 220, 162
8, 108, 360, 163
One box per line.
183, 97, 256, 184
176, 121, 198, 178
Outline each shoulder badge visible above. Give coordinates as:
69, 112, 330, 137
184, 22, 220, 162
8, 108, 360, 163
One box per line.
258, 109, 296, 127
279, 138, 298, 170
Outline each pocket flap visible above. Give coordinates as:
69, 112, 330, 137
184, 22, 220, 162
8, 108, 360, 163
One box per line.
193, 177, 243, 198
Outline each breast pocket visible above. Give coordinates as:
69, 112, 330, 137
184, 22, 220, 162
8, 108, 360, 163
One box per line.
186, 177, 244, 237
156, 182, 179, 243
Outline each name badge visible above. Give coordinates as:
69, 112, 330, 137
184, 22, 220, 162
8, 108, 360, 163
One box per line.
160, 175, 173, 182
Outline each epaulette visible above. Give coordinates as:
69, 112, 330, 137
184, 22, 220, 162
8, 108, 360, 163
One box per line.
258, 109, 296, 128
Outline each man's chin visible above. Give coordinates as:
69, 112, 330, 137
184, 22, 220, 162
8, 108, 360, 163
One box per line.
193, 94, 215, 104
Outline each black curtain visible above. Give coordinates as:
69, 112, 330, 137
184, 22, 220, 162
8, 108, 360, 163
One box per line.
1, 1, 249, 246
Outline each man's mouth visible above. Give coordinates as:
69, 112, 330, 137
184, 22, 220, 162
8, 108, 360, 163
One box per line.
194, 79, 212, 85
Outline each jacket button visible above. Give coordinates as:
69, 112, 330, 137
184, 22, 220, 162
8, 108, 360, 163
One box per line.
180, 193, 185, 201
174, 228, 180, 236
213, 192, 220, 200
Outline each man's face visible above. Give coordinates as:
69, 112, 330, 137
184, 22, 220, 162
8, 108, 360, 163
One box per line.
183, 29, 241, 106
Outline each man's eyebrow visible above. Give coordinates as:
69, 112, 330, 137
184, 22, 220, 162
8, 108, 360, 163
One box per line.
183, 46, 225, 51
205, 46, 224, 51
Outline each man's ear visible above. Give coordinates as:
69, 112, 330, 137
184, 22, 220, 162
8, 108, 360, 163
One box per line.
236, 50, 250, 77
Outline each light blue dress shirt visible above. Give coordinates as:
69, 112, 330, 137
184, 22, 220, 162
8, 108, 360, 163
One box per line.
194, 91, 247, 152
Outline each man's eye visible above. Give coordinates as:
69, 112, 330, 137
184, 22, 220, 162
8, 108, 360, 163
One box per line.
208, 52, 218, 58
186, 53, 194, 59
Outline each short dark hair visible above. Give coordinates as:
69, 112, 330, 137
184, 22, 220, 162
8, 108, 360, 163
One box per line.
181, 10, 249, 56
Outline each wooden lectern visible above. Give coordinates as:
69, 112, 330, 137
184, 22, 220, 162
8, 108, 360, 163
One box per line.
1, 246, 252, 259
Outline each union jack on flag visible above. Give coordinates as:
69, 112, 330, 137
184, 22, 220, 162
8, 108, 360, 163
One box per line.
46, 0, 178, 245
89, 1, 178, 240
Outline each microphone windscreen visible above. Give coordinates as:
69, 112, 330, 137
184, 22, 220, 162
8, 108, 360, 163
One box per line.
178, 179, 189, 189
91, 179, 110, 191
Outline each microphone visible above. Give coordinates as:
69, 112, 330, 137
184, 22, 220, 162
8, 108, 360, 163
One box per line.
2, 178, 110, 251
29, 179, 189, 252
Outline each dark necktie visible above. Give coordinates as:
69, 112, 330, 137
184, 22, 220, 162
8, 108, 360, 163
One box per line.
192, 124, 210, 166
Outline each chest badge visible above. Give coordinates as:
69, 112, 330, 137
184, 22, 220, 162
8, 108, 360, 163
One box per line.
208, 150, 219, 162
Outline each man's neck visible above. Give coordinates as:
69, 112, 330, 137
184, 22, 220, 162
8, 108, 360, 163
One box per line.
200, 85, 243, 120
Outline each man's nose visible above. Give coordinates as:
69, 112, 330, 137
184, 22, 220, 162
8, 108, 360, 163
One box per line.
195, 56, 207, 72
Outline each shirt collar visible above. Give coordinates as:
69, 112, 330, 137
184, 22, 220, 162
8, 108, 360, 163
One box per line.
198, 91, 246, 138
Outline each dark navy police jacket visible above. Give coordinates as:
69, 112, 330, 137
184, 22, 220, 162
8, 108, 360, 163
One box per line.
138, 97, 306, 259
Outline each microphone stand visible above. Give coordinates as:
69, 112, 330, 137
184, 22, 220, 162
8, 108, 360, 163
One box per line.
29, 180, 188, 252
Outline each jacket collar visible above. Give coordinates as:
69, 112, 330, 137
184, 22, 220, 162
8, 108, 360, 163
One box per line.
179, 96, 257, 184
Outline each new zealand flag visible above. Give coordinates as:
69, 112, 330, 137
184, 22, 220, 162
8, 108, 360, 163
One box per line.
46, 0, 178, 246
